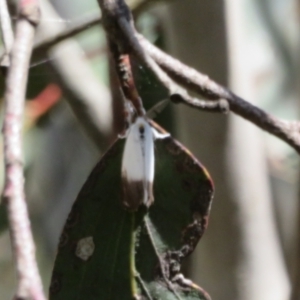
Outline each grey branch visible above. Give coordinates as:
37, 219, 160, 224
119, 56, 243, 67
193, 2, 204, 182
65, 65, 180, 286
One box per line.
0, 0, 14, 66
2, 1, 46, 300
138, 35, 300, 153
25, 0, 300, 153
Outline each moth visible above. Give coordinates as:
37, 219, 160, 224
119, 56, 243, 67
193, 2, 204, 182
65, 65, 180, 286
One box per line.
121, 116, 169, 211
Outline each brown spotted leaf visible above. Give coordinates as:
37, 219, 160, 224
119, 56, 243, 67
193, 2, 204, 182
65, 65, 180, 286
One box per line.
49, 123, 213, 300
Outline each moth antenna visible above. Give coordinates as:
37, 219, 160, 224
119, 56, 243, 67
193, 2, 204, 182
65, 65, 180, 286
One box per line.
146, 98, 170, 119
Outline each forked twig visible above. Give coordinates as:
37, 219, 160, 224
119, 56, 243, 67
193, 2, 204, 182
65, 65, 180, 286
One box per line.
17, 0, 300, 154
2, 0, 46, 299
98, 0, 300, 154
98, 0, 227, 114
138, 35, 300, 153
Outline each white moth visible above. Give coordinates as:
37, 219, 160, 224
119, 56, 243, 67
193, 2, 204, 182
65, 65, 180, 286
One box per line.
121, 116, 168, 211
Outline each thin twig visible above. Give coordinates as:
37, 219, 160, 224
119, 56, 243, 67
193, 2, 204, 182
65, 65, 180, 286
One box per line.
138, 35, 300, 153
0, 0, 14, 66
34, 11, 101, 55
32, 0, 155, 55
2, 0, 46, 299
169, 94, 229, 113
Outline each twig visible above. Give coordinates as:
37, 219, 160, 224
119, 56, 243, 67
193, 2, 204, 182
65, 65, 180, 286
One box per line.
169, 94, 229, 113
32, 0, 156, 55
99, 0, 227, 114
34, 11, 101, 55
0, 0, 14, 67
138, 35, 300, 153
2, 1, 46, 299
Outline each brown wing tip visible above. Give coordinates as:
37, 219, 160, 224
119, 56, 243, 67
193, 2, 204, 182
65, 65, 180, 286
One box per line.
122, 176, 144, 211
121, 176, 154, 211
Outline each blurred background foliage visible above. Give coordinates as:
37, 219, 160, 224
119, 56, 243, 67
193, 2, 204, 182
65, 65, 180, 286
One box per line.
0, 0, 299, 299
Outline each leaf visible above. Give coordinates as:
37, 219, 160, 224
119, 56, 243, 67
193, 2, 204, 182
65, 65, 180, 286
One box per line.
49, 123, 214, 300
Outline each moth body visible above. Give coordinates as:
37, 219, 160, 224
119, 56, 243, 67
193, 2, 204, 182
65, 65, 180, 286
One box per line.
121, 117, 155, 211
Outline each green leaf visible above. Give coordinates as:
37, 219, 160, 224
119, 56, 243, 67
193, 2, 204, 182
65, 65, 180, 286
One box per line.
49, 124, 213, 300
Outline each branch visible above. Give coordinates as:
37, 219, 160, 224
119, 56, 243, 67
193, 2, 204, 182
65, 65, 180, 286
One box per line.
23, 0, 300, 153
2, 0, 46, 299
138, 35, 300, 153
98, 0, 227, 114
34, 11, 101, 55
0, 0, 14, 67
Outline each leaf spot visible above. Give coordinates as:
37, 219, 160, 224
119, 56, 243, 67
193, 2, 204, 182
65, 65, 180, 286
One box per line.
75, 236, 95, 261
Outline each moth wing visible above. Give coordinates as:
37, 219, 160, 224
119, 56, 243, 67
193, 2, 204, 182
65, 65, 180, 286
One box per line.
142, 121, 155, 207
121, 117, 155, 210
121, 123, 144, 181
